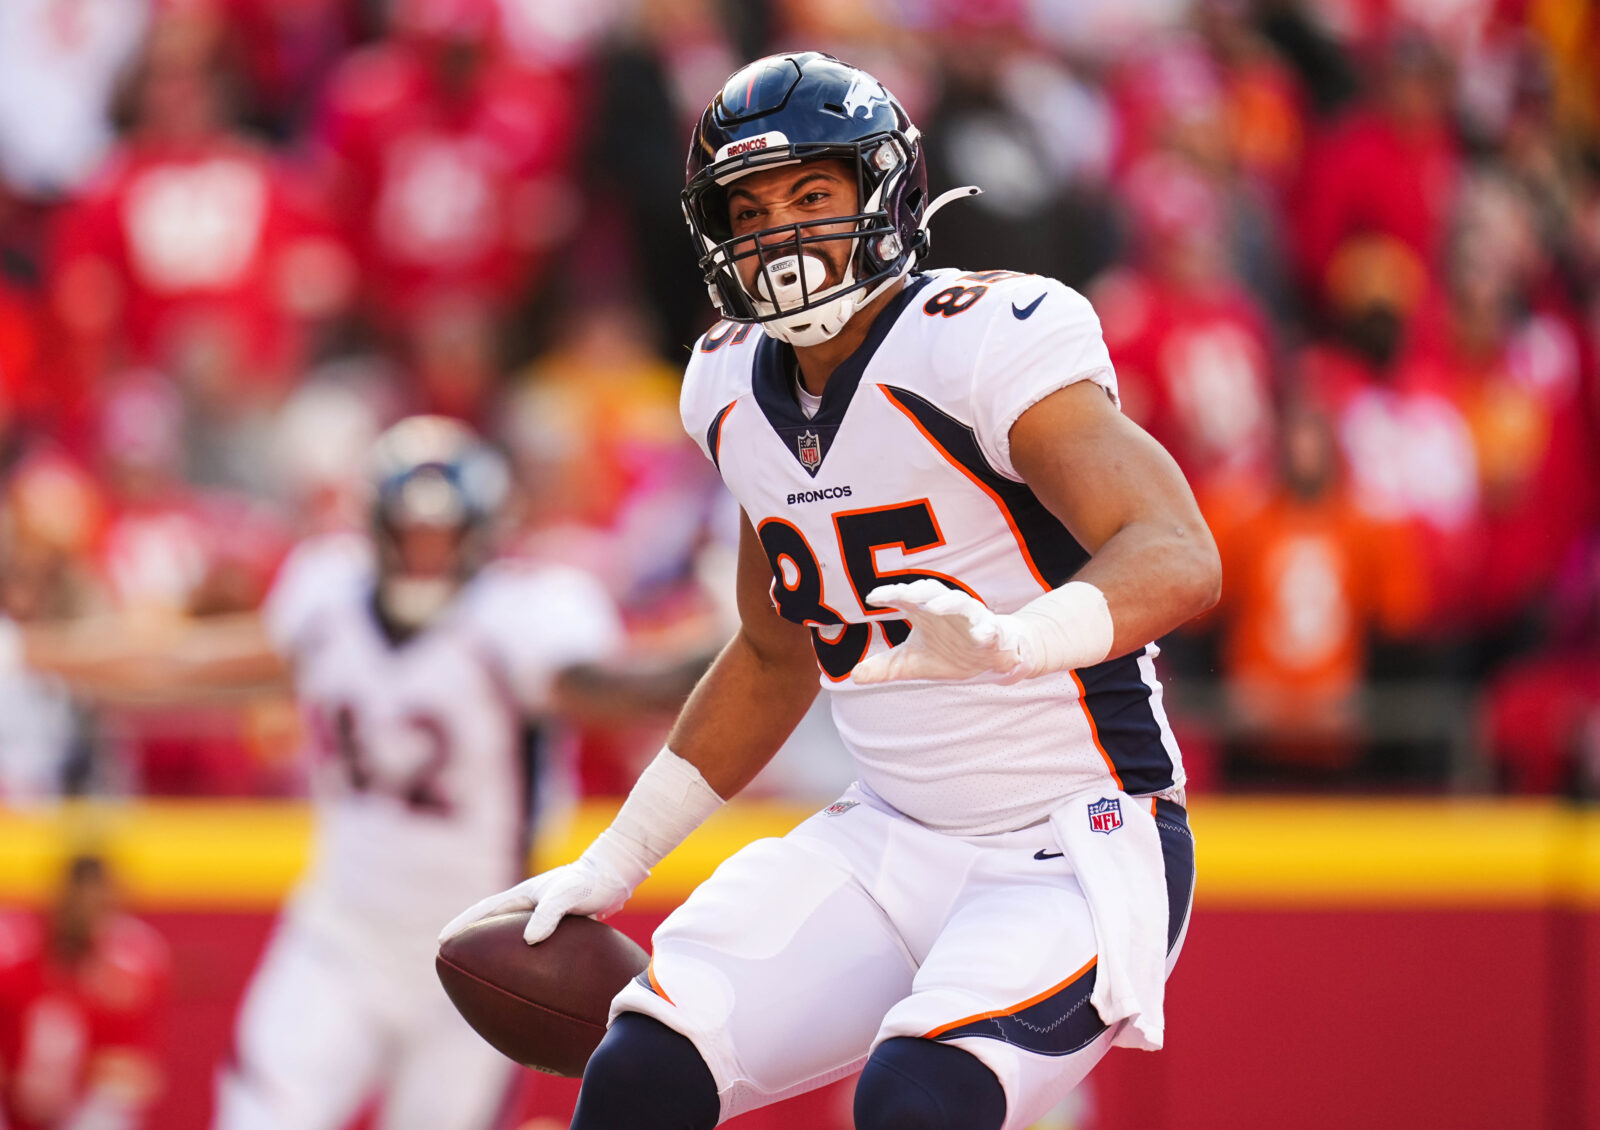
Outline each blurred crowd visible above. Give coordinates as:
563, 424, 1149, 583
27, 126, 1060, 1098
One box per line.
0, 0, 1595, 801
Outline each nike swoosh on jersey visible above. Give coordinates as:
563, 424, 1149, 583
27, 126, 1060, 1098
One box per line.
1012, 293, 1047, 319
1034, 849, 1064, 860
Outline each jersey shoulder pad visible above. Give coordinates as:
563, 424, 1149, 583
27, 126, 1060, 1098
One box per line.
970, 272, 1113, 374
924, 270, 1099, 351
900, 271, 1070, 412
462, 560, 624, 672
917, 271, 1119, 480
682, 321, 759, 462
261, 533, 373, 655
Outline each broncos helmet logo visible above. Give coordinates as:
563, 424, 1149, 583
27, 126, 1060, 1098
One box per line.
841, 73, 889, 119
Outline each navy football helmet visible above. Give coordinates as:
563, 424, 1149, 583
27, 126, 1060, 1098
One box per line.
683, 52, 976, 347
368, 415, 510, 628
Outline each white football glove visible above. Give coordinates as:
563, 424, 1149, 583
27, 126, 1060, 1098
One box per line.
850, 580, 1027, 684
438, 747, 724, 947
438, 831, 648, 946
850, 578, 1115, 686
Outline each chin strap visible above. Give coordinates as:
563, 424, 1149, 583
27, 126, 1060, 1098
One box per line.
920, 185, 982, 234
838, 186, 986, 318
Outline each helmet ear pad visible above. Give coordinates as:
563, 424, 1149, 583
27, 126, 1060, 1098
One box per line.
853, 144, 927, 282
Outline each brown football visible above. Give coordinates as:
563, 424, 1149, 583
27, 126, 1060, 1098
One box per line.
436, 910, 649, 1077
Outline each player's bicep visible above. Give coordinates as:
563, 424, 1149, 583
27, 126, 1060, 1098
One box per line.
734, 509, 815, 671
1009, 380, 1211, 556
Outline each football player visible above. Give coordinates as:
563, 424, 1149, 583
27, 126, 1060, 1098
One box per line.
443, 54, 1220, 1130
209, 415, 634, 1130
23, 416, 633, 1130
0, 855, 169, 1130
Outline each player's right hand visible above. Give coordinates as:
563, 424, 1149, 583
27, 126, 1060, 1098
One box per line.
851, 580, 1026, 684
439, 845, 643, 946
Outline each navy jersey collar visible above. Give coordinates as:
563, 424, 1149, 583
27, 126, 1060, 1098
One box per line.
753, 275, 933, 432
751, 275, 933, 475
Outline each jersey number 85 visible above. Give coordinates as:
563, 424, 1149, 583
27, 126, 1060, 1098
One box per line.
757, 498, 978, 681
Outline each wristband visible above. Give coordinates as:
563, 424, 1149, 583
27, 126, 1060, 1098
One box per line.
589, 747, 724, 885
1011, 580, 1115, 677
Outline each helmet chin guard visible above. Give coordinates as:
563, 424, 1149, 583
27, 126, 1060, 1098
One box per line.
754, 252, 849, 346
685, 53, 976, 347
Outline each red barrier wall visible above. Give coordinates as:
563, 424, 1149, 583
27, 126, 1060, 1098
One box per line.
1092, 908, 1575, 1130
5, 798, 1598, 1130
140, 903, 1598, 1130
143, 910, 855, 1130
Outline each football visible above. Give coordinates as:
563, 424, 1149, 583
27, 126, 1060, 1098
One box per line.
436, 910, 650, 1077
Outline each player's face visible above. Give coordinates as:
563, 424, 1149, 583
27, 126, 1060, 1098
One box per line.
725, 160, 860, 295
392, 522, 465, 579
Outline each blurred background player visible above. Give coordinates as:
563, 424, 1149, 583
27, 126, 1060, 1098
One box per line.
0, 854, 170, 1130
23, 415, 640, 1130
207, 415, 628, 1130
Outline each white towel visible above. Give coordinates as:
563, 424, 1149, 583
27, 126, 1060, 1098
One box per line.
1048, 791, 1169, 1051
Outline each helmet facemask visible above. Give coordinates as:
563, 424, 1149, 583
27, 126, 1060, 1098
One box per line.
367, 416, 509, 632
373, 469, 480, 630
684, 134, 926, 347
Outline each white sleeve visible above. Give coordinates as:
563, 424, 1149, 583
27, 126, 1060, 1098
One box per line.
679, 330, 751, 468
679, 347, 719, 464
970, 281, 1120, 481
469, 565, 626, 713
259, 535, 370, 658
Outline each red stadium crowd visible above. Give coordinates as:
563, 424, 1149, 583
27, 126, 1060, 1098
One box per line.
0, 0, 1595, 801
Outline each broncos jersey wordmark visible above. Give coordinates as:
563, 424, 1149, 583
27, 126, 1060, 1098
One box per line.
682, 269, 1186, 835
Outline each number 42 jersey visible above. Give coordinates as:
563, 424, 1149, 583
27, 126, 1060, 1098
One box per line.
259, 534, 623, 971
682, 270, 1187, 836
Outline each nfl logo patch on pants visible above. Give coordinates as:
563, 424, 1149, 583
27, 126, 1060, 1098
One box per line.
1087, 797, 1122, 834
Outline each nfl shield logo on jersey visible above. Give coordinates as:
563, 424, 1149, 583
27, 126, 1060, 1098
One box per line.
797, 430, 822, 471
1088, 797, 1122, 834
824, 800, 859, 817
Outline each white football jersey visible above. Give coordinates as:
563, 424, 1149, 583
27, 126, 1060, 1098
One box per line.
681, 269, 1185, 835
261, 534, 623, 960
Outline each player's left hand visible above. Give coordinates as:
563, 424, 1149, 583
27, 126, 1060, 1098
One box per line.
850, 580, 1026, 685
439, 846, 642, 946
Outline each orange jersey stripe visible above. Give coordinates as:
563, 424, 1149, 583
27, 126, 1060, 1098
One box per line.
713, 400, 736, 466
878, 382, 1124, 789
1070, 668, 1124, 789
877, 385, 1052, 593
647, 959, 676, 1007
